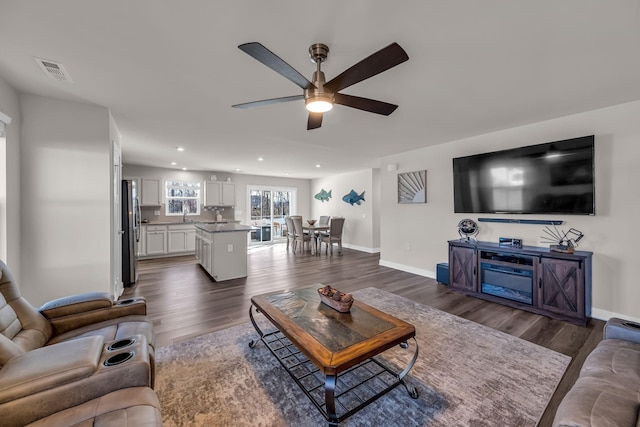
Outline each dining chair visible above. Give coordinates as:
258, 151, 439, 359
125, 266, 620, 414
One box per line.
284, 216, 296, 251
311, 216, 330, 252
291, 215, 312, 254
319, 217, 345, 256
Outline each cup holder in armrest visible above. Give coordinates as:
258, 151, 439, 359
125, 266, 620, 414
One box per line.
108, 338, 136, 351
623, 321, 640, 329
104, 351, 135, 367
115, 297, 145, 306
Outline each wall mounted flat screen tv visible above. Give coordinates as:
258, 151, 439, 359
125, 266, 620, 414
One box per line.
453, 135, 595, 215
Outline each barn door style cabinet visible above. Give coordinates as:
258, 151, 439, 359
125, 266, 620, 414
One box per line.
538, 257, 586, 320
449, 245, 477, 292
448, 240, 592, 325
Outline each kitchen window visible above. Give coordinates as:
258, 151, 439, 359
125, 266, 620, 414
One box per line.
165, 180, 201, 216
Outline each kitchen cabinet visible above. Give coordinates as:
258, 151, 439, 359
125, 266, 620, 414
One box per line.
204, 181, 235, 206
138, 225, 146, 256
141, 224, 196, 258
145, 225, 167, 255
186, 228, 196, 252
195, 228, 212, 274
168, 224, 196, 254
195, 230, 202, 263
141, 178, 162, 206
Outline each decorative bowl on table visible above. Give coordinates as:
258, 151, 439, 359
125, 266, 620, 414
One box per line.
318, 285, 354, 313
307, 219, 317, 225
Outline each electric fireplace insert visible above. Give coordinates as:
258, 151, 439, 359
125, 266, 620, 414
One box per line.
479, 250, 534, 305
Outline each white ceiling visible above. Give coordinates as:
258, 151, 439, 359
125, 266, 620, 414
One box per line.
1, 1, 639, 179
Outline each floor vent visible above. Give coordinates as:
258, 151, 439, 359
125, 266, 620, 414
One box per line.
34, 57, 73, 82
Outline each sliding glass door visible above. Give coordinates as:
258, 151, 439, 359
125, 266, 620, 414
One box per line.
249, 186, 295, 244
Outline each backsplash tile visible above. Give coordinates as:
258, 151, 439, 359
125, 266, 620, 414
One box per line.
140, 205, 235, 224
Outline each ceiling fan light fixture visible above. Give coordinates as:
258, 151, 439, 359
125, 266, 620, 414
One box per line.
305, 96, 333, 113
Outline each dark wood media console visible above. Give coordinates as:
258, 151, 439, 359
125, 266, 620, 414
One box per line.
448, 240, 592, 326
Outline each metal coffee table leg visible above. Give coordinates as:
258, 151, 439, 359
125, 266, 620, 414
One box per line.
325, 374, 338, 426
248, 304, 263, 348
398, 338, 420, 399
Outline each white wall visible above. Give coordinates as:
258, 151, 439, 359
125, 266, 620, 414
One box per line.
123, 164, 312, 223
311, 169, 379, 252
380, 100, 640, 322
20, 94, 112, 305
0, 75, 21, 282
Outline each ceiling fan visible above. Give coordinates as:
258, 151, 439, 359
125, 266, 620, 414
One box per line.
232, 42, 409, 130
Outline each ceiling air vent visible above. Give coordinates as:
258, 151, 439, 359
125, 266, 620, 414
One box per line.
34, 57, 73, 82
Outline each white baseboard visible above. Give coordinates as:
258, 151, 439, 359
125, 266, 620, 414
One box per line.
591, 308, 640, 323
342, 243, 380, 254
378, 259, 435, 279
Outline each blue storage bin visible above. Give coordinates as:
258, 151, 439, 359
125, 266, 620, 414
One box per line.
436, 263, 449, 285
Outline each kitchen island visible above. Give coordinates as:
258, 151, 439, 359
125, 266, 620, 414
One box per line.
194, 223, 252, 281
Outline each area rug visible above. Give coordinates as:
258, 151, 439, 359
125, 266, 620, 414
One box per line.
155, 287, 570, 426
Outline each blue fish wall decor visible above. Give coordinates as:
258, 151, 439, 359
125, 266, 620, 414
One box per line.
314, 188, 332, 202
342, 190, 365, 206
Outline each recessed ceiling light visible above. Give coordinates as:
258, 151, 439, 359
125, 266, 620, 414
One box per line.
176, 147, 185, 152
285, 173, 290, 176
182, 167, 187, 171
315, 164, 321, 168
171, 161, 177, 166
234, 168, 241, 172
258, 157, 264, 161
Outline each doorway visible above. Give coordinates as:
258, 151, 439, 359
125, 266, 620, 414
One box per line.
112, 140, 123, 297
248, 187, 295, 244
0, 114, 10, 263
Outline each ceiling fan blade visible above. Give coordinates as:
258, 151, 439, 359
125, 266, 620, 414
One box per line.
238, 42, 315, 90
307, 112, 323, 130
334, 93, 398, 116
232, 95, 304, 109
324, 43, 409, 93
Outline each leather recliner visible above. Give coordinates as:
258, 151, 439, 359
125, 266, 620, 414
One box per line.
0, 260, 155, 366
25, 387, 163, 427
0, 260, 158, 426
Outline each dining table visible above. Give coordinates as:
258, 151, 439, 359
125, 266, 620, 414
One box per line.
302, 223, 330, 255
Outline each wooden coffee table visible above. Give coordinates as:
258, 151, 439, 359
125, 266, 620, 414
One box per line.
249, 286, 419, 426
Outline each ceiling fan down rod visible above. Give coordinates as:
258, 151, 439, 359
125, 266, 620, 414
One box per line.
305, 70, 333, 103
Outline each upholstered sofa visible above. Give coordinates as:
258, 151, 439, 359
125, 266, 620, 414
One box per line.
553, 317, 640, 426
0, 260, 162, 426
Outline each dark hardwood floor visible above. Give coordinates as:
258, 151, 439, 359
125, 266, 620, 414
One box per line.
123, 244, 604, 426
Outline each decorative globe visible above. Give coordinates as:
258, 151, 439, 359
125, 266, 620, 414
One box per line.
457, 219, 479, 240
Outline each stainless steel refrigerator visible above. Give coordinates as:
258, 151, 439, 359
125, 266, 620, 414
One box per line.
122, 179, 140, 286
